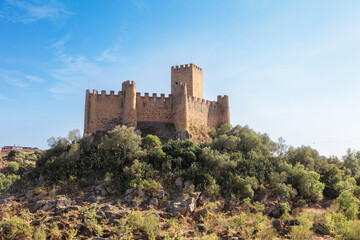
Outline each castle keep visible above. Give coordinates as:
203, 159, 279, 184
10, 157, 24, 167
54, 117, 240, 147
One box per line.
84, 64, 230, 140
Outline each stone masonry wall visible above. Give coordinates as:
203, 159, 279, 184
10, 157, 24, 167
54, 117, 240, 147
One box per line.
191, 65, 203, 99
187, 96, 223, 129
84, 90, 124, 134
136, 93, 173, 122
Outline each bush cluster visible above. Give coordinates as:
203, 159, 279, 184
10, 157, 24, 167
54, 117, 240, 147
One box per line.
24, 124, 360, 204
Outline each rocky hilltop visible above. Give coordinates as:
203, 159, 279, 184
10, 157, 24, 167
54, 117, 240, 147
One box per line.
1, 125, 360, 239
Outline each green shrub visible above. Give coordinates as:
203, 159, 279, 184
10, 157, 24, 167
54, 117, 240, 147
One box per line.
33, 187, 43, 195
7, 161, 19, 174
228, 213, 246, 232
33, 226, 47, 240
197, 173, 220, 197
211, 134, 241, 153
200, 147, 237, 177
1, 215, 32, 239
141, 134, 162, 150
324, 212, 360, 239
0, 173, 20, 194
100, 125, 144, 160
336, 190, 359, 220
280, 202, 291, 215
126, 211, 159, 237
291, 213, 314, 240
272, 183, 297, 200
288, 164, 325, 202
228, 175, 254, 199
296, 199, 308, 208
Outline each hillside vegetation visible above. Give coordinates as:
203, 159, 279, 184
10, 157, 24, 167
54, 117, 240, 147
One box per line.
1, 124, 360, 239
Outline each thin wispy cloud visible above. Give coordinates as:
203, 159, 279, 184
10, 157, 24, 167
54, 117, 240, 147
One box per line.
0, 69, 44, 88
50, 34, 78, 64
131, 0, 147, 10
49, 37, 125, 97
25, 75, 44, 83
0, 94, 12, 102
0, 0, 70, 23
95, 44, 120, 62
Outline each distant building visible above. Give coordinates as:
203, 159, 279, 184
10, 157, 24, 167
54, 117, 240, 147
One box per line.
1, 145, 39, 153
84, 63, 230, 141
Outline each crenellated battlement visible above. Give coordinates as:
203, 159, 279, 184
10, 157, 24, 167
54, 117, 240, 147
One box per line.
122, 80, 136, 86
89, 89, 122, 96
187, 95, 220, 109
136, 92, 172, 102
84, 63, 230, 141
171, 63, 202, 71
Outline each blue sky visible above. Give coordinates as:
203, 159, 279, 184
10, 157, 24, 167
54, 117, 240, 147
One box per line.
1, 0, 360, 158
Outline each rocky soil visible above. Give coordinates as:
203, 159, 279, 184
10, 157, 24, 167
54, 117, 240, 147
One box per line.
0, 176, 334, 239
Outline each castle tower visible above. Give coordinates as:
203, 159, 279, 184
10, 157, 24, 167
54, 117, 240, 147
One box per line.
84, 89, 91, 134
171, 64, 203, 99
122, 81, 137, 127
172, 82, 188, 131
218, 95, 230, 125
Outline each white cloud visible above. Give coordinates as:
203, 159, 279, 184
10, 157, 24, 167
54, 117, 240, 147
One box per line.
95, 44, 120, 62
0, 94, 11, 101
48, 37, 127, 97
1, 0, 70, 23
25, 74, 44, 83
0, 69, 44, 87
131, 0, 147, 10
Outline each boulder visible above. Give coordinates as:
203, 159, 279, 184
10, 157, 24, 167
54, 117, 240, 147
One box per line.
56, 198, 71, 208
187, 202, 196, 212
265, 204, 282, 218
272, 219, 282, 231
66, 205, 80, 212
37, 200, 56, 211
174, 196, 186, 202
196, 224, 206, 233
77, 224, 92, 237
189, 192, 201, 202
279, 196, 287, 204
260, 193, 269, 204
25, 189, 34, 200
166, 209, 179, 217
96, 211, 106, 218
149, 198, 159, 206
184, 180, 193, 188
104, 210, 130, 220
157, 190, 165, 199
125, 188, 134, 195
172, 203, 187, 215
100, 204, 112, 211
196, 209, 208, 219
136, 189, 145, 197
94, 178, 99, 186
131, 200, 142, 207
38, 175, 45, 186
186, 197, 196, 204
175, 177, 183, 188
123, 195, 133, 203
101, 188, 107, 196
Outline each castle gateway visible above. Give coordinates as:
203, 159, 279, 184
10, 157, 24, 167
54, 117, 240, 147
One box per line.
84, 64, 230, 141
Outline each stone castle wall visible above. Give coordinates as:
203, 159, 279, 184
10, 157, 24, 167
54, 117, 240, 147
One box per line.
84, 64, 230, 141
136, 93, 173, 123
84, 90, 124, 134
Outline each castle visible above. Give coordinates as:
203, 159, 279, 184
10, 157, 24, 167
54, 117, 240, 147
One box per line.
84, 63, 230, 141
